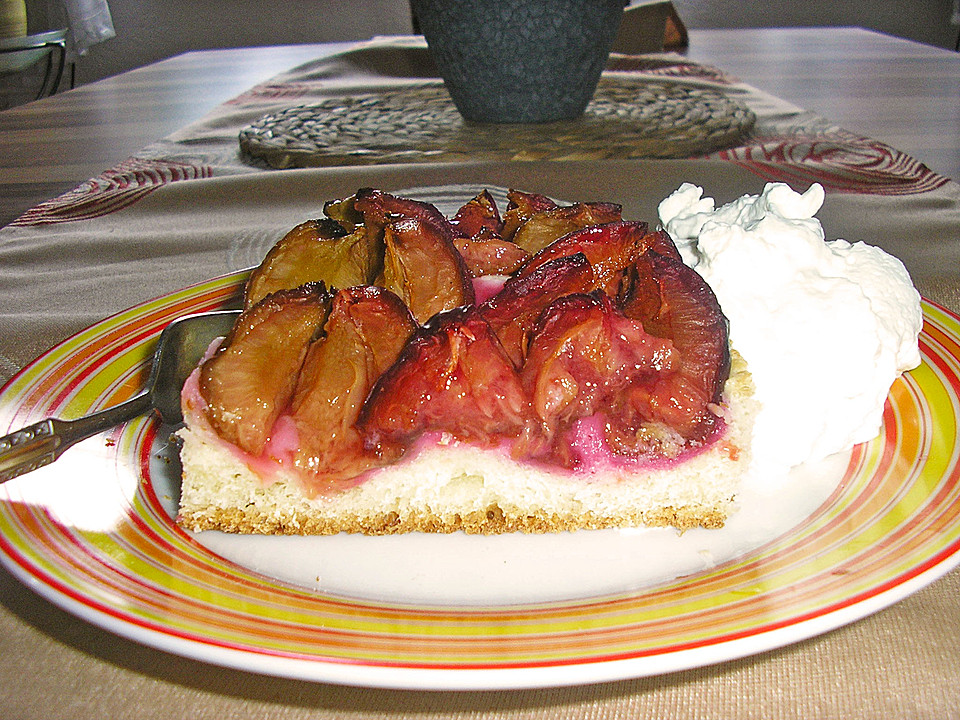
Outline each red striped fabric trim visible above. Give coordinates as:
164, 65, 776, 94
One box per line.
713, 131, 950, 195
10, 158, 214, 227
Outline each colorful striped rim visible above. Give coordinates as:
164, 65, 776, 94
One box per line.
0, 273, 958, 690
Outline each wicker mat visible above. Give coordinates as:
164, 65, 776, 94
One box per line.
239, 76, 755, 169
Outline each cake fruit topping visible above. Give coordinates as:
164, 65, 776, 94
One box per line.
199, 283, 331, 455
288, 285, 417, 489
193, 189, 732, 491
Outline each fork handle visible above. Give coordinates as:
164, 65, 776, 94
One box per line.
0, 391, 153, 483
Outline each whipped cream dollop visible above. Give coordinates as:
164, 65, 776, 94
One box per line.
658, 182, 922, 477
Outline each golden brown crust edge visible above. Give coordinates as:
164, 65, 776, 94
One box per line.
177, 503, 728, 536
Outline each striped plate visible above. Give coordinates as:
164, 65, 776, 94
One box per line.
0, 272, 958, 690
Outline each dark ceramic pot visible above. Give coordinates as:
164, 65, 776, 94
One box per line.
411, 0, 625, 124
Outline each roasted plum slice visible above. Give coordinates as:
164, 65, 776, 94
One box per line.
381, 215, 476, 323
199, 283, 331, 455
500, 190, 559, 241
611, 370, 720, 450
621, 250, 730, 405
478, 253, 595, 367
454, 227, 531, 278
287, 286, 417, 489
520, 292, 680, 465
450, 189, 502, 238
512, 220, 651, 297
244, 218, 379, 309
322, 193, 365, 232
643, 228, 683, 261
353, 187, 456, 241
359, 307, 533, 460
511, 201, 623, 254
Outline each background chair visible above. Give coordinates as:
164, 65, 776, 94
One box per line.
0, 28, 67, 109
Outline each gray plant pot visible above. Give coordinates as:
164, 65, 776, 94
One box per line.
411, 0, 626, 124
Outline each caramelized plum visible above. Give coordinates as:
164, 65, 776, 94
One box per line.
323, 193, 365, 232
613, 372, 719, 448
381, 216, 475, 323
511, 202, 623, 254
289, 286, 417, 488
513, 220, 651, 297
200, 284, 331, 455
521, 292, 679, 464
500, 190, 559, 240
454, 227, 531, 277
622, 250, 730, 404
643, 228, 683, 261
450, 190, 502, 238
359, 307, 532, 459
353, 187, 456, 241
244, 219, 378, 309
478, 253, 595, 366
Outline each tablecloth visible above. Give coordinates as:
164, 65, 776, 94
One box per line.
0, 36, 959, 719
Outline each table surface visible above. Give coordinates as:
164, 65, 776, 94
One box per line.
1, 26, 959, 720
1, 27, 958, 229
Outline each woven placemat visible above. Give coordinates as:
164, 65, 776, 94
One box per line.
239, 76, 755, 169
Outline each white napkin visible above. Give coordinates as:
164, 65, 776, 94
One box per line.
46, 0, 114, 56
